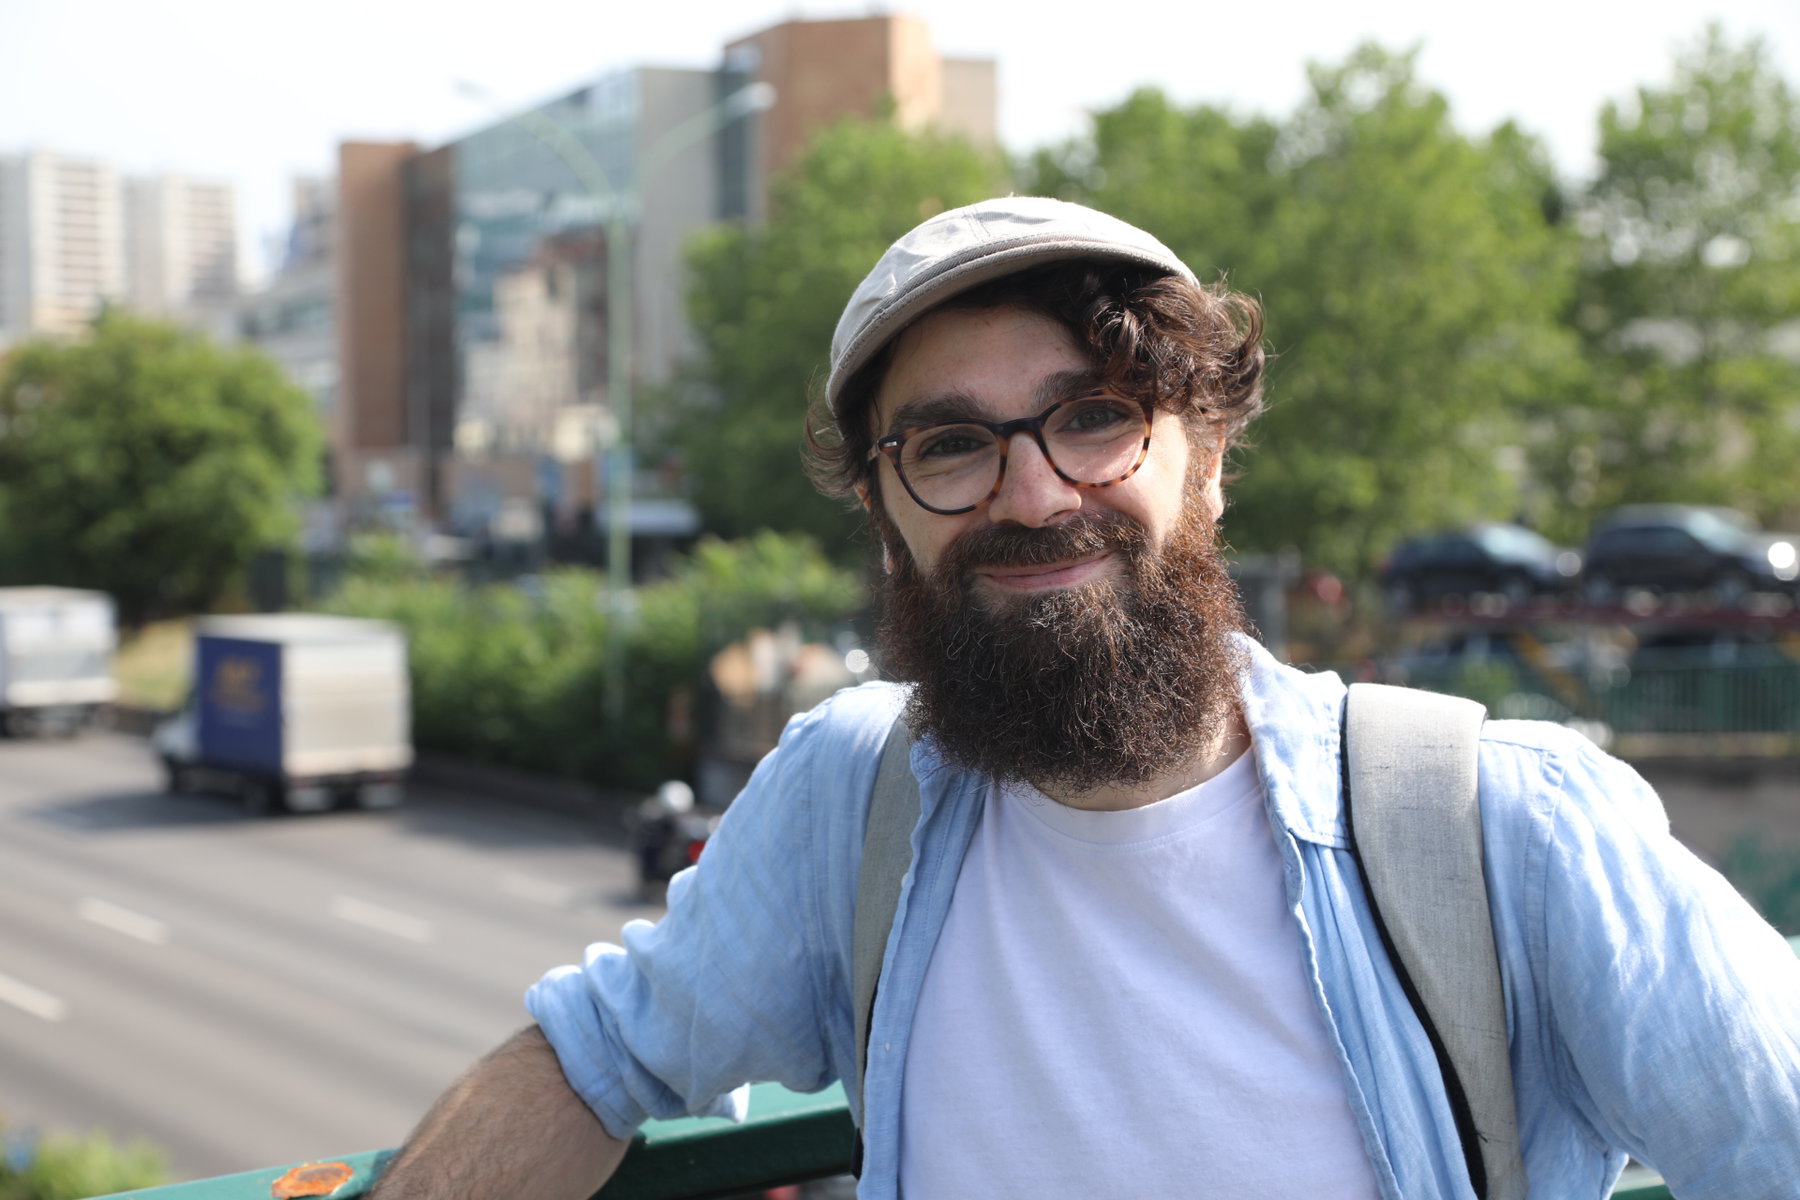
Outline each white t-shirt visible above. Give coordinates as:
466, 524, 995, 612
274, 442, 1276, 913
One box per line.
898, 752, 1381, 1198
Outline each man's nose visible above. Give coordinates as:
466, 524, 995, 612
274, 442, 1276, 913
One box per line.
984, 432, 1082, 527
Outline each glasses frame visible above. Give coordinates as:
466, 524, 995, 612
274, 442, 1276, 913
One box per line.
868, 391, 1156, 516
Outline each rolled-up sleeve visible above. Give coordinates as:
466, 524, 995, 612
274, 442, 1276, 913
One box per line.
1532, 733, 1800, 1195
526, 683, 899, 1138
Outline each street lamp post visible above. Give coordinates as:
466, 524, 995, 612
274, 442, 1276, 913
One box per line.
456, 78, 774, 724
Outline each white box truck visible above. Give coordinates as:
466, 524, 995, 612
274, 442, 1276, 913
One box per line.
153, 614, 412, 814
0, 587, 118, 737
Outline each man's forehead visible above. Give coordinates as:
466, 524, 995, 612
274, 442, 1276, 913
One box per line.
869, 303, 1098, 430
878, 368, 1105, 433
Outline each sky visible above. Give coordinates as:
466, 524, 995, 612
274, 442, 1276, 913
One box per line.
3, 0, 1796, 283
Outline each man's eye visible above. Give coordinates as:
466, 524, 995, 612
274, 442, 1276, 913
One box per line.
913, 427, 990, 460
1059, 398, 1136, 434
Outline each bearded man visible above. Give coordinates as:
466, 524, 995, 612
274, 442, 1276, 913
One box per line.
372, 198, 1800, 1200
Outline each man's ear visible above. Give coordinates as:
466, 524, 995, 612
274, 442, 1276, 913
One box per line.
855, 481, 873, 514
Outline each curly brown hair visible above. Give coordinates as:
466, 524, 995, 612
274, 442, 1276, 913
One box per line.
803, 260, 1266, 503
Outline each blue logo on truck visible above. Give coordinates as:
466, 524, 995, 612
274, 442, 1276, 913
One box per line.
197, 637, 283, 773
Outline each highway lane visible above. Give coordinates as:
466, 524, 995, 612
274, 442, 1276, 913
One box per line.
0, 730, 662, 1181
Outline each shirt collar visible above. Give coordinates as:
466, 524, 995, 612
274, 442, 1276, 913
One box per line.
1235, 634, 1351, 847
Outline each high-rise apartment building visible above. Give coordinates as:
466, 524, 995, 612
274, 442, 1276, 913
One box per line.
123, 174, 239, 316
0, 150, 126, 345
0, 150, 239, 347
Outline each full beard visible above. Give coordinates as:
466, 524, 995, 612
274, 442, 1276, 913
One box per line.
873, 492, 1250, 798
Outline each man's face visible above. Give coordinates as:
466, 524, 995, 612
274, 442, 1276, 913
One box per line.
868, 304, 1222, 594
865, 302, 1247, 798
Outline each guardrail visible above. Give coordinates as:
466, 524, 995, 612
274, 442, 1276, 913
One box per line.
86, 1078, 1684, 1200
92, 1082, 855, 1200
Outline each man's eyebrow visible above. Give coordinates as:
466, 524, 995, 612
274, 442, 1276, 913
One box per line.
885, 392, 981, 434
882, 369, 1105, 436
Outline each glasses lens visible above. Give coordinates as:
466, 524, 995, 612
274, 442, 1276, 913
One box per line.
898, 423, 1000, 512
1042, 394, 1149, 483
891, 393, 1151, 513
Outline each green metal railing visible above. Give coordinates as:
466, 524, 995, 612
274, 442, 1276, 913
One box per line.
92, 1082, 854, 1200
86, 1078, 1685, 1200
1387, 651, 1800, 759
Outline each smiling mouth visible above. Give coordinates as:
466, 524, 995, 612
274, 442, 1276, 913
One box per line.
973, 552, 1116, 593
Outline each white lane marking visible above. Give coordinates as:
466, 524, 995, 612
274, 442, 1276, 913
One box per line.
77, 897, 172, 946
498, 872, 578, 908
330, 896, 433, 944
0, 971, 68, 1022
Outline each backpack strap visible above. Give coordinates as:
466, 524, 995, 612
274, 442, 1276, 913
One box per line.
851, 715, 918, 1159
1343, 682, 1527, 1200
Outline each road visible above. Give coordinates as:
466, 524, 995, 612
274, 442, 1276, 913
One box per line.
0, 729, 662, 1182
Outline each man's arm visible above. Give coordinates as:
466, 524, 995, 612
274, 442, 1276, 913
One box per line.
372, 1024, 630, 1200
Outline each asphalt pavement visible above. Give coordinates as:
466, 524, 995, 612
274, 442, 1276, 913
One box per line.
0, 729, 661, 1182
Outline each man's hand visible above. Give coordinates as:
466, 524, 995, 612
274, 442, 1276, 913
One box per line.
372, 1024, 630, 1200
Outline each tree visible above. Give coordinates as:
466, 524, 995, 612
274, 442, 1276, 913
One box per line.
1575, 24, 1800, 523
1238, 48, 1585, 569
668, 117, 1010, 560
0, 311, 322, 624
1024, 87, 1282, 288
1029, 50, 1585, 575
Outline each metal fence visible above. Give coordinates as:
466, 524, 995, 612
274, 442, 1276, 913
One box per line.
1379, 649, 1800, 759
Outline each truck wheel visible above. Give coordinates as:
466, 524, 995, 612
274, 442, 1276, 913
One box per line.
242, 779, 287, 817
356, 781, 406, 810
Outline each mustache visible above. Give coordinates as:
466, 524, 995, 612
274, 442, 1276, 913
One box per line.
937, 511, 1151, 577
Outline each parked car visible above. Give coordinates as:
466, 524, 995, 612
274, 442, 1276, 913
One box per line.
1380, 523, 1580, 612
1581, 505, 1800, 606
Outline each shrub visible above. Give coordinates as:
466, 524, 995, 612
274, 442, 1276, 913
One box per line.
0, 1123, 169, 1200
325, 532, 865, 790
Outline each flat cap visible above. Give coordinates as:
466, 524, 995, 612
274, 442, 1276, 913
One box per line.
826, 196, 1197, 421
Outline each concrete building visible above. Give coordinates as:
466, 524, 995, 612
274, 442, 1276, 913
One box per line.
235, 178, 337, 432
723, 13, 997, 223
0, 150, 126, 346
395, 64, 737, 541
318, 13, 995, 559
0, 150, 241, 348
123, 174, 239, 318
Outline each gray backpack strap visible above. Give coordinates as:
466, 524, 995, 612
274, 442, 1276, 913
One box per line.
1344, 682, 1527, 1200
852, 715, 918, 1128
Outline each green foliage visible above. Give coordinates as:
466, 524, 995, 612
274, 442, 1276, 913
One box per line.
325, 532, 863, 790
0, 1123, 169, 1200
664, 28, 1800, 583
341, 531, 428, 585
1574, 24, 1800, 524
0, 311, 322, 625
669, 117, 1010, 560
1028, 50, 1585, 574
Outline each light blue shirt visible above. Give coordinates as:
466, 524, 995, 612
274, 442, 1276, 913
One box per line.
528, 639, 1800, 1198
